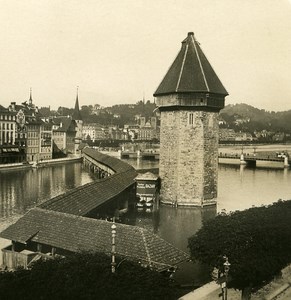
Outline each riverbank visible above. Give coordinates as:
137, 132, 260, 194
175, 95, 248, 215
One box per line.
180, 265, 291, 300
219, 144, 291, 154
102, 144, 291, 169
0, 156, 82, 172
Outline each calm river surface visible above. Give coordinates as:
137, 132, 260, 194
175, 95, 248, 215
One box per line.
0, 147, 290, 285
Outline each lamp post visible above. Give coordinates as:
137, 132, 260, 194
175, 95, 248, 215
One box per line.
111, 221, 117, 273
223, 256, 231, 300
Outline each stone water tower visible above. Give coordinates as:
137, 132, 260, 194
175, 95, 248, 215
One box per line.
154, 32, 228, 206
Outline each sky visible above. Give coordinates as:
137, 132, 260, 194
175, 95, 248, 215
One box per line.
0, 0, 291, 111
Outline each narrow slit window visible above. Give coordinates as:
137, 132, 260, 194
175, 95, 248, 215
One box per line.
188, 113, 194, 126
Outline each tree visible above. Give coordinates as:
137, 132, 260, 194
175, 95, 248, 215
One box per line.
188, 200, 291, 300
0, 252, 181, 300
57, 106, 74, 116
81, 105, 93, 119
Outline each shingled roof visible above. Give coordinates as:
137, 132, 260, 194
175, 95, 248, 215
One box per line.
38, 149, 137, 215
83, 147, 134, 173
39, 169, 137, 215
0, 208, 189, 271
154, 32, 228, 96
53, 117, 77, 133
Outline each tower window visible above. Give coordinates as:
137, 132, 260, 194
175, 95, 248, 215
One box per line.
188, 113, 194, 126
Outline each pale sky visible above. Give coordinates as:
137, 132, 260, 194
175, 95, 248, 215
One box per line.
0, 0, 291, 111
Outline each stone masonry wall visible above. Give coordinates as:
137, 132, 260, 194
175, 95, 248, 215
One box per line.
159, 109, 219, 206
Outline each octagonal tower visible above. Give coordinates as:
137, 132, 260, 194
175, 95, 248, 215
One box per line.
154, 32, 228, 206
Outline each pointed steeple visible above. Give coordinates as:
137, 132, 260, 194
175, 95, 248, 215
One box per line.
72, 86, 82, 121
29, 88, 33, 105
154, 32, 228, 96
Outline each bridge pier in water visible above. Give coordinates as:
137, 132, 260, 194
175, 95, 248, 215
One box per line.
245, 159, 256, 167
83, 156, 112, 179
240, 154, 247, 165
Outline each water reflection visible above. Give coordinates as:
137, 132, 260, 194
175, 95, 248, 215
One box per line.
156, 206, 216, 252
120, 204, 217, 287
0, 163, 96, 219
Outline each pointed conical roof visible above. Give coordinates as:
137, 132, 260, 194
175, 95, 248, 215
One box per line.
154, 32, 228, 96
72, 88, 82, 120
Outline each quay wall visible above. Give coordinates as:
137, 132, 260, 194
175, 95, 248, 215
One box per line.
0, 156, 82, 172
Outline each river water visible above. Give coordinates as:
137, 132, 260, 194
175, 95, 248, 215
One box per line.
0, 147, 290, 285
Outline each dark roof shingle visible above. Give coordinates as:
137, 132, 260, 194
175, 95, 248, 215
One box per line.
39, 149, 137, 215
0, 208, 189, 271
154, 32, 228, 96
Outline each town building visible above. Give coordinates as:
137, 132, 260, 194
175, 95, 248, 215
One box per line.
39, 121, 53, 160
219, 128, 236, 142
1, 89, 85, 163
138, 117, 159, 140
154, 32, 228, 206
1, 91, 53, 163
82, 123, 106, 141
108, 126, 124, 140
52, 117, 77, 157
0, 104, 20, 163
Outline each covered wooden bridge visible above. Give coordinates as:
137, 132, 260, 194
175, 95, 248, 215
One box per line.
0, 147, 189, 271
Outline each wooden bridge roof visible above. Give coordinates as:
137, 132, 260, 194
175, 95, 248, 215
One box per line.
0, 208, 189, 271
38, 149, 137, 215
39, 168, 137, 215
83, 147, 134, 173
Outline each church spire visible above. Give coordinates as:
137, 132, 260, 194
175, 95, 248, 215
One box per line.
72, 86, 82, 121
75, 86, 79, 107
29, 87, 33, 105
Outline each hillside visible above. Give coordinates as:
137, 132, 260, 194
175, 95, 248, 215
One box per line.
220, 103, 291, 133
40, 102, 291, 135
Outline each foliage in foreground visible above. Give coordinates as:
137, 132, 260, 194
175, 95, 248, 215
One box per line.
0, 252, 180, 300
188, 200, 291, 295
